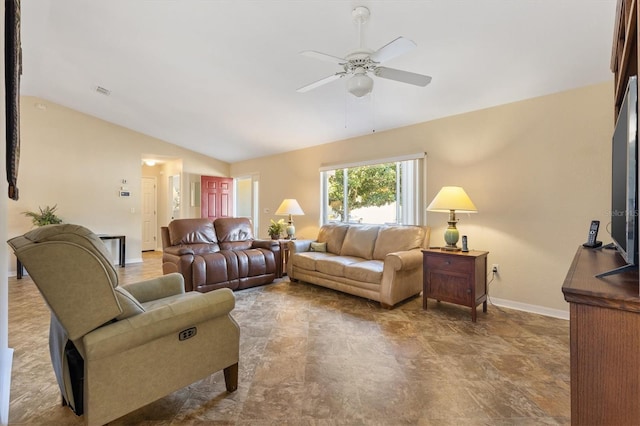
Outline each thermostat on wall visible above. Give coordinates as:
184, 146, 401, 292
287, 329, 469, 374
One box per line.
119, 190, 131, 197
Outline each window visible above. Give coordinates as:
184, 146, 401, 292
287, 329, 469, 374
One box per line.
320, 153, 426, 225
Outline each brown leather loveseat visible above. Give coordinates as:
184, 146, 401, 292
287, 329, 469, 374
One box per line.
161, 217, 280, 293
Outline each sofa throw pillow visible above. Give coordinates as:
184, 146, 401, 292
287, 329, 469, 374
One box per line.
114, 286, 145, 320
310, 242, 327, 252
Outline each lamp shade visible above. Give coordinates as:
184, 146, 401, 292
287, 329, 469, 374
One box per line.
275, 199, 305, 216
427, 186, 477, 213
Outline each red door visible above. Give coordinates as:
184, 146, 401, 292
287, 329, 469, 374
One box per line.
201, 176, 233, 220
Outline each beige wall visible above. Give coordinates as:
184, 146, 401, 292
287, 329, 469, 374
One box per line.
231, 82, 613, 313
7, 97, 229, 268
8, 83, 613, 313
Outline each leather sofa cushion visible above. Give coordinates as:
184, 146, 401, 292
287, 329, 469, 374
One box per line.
197, 252, 239, 286
235, 249, 271, 276
316, 256, 361, 277
168, 218, 217, 246
372, 226, 425, 260
340, 225, 380, 260
215, 217, 254, 242
293, 252, 335, 271
196, 247, 275, 285
344, 260, 384, 283
219, 240, 253, 251
188, 243, 221, 255
317, 223, 349, 254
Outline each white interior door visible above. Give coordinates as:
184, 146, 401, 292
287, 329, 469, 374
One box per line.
142, 176, 157, 251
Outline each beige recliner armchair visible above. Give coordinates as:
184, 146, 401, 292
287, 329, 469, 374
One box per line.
7, 224, 240, 426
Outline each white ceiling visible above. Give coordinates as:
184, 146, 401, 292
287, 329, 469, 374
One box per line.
20, 1, 617, 163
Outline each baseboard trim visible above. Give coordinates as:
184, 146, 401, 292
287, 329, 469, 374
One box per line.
489, 296, 569, 320
0, 348, 14, 425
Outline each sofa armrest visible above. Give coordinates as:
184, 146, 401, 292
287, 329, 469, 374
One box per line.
379, 249, 424, 307
163, 245, 195, 256
252, 239, 279, 251
122, 272, 185, 303
289, 239, 312, 254
384, 249, 423, 271
161, 226, 171, 250
82, 288, 236, 360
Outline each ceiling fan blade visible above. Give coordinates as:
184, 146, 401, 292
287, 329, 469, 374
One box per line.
300, 50, 346, 64
370, 36, 417, 63
296, 73, 345, 93
374, 67, 432, 87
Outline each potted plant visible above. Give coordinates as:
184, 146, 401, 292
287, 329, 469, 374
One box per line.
267, 219, 285, 240
22, 204, 63, 227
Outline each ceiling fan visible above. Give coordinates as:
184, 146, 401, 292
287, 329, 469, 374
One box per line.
297, 6, 432, 98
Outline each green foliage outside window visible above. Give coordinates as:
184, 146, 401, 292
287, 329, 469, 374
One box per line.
327, 163, 397, 221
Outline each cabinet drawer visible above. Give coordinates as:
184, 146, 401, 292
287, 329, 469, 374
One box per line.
426, 255, 473, 274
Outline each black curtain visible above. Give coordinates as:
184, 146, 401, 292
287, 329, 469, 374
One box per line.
5, 0, 20, 200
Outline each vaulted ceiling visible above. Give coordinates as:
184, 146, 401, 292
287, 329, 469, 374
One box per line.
20, 1, 616, 163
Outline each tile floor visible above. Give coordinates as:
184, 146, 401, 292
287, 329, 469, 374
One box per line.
8, 251, 570, 425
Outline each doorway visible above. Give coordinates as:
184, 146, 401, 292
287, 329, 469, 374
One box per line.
141, 176, 157, 251
235, 174, 260, 236
201, 176, 233, 220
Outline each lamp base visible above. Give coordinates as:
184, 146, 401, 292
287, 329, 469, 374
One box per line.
286, 224, 295, 240
442, 217, 460, 251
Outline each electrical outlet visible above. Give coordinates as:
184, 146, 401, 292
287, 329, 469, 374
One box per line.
492, 264, 499, 273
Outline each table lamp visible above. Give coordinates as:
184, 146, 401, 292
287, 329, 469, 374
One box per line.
426, 186, 477, 251
275, 199, 305, 239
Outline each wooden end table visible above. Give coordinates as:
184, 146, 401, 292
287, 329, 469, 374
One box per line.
278, 239, 291, 277
422, 248, 489, 322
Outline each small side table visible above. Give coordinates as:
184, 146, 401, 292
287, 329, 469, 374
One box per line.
97, 235, 126, 267
278, 239, 291, 277
422, 248, 488, 322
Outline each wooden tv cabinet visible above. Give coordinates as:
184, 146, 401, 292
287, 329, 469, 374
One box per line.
562, 246, 640, 425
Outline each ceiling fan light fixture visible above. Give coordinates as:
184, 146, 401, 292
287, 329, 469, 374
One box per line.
347, 73, 373, 97
297, 7, 431, 97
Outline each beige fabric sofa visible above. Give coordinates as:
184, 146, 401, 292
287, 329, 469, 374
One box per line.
8, 224, 240, 426
288, 223, 430, 308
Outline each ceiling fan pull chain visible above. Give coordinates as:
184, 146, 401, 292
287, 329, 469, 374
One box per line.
344, 85, 348, 129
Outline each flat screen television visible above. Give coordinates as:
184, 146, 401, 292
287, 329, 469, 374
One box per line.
598, 75, 639, 277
